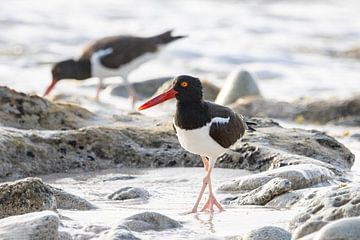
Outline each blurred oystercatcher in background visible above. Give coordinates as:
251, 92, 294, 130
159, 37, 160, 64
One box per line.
44, 30, 185, 108
138, 75, 255, 213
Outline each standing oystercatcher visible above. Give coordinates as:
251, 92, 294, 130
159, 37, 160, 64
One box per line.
44, 30, 185, 108
138, 75, 254, 212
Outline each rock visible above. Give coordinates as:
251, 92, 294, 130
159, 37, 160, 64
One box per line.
221, 177, 292, 205
297, 97, 360, 125
216, 69, 261, 105
0, 86, 95, 130
266, 188, 313, 208
230, 97, 297, 119
0, 177, 56, 219
313, 217, 360, 240
59, 230, 73, 240
122, 212, 182, 232
242, 226, 291, 240
332, 116, 360, 126
292, 220, 328, 239
102, 225, 140, 240
0, 210, 60, 240
290, 184, 360, 239
0, 121, 199, 178
84, 224, 110, 234
110, 77, 172, 99
219, 164, 334, 192
350, 133, 360, 141
218, 118, 354, 172
230, 95, 360, 125
153, 78, 220, 101
329, 46, 360, 59
48, 185, 96, 210
108, 187, 150, 201
103, 175, 135, 182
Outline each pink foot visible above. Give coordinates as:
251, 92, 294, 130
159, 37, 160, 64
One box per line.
201, 195, 224, 212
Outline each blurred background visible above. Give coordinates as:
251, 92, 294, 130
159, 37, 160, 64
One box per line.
1, 0, 359, 107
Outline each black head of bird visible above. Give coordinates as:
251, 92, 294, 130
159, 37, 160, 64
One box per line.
44, 59, 90, 96
138, 75, 203, 110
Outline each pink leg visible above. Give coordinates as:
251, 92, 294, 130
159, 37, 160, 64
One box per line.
187, 156, 210, 213
95, 78, 103, 102
122, 76, 137, 110
128, 86, 137, 110
200, 159, 224, 212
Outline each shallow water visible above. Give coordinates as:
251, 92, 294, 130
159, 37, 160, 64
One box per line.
44, 168, 301, 239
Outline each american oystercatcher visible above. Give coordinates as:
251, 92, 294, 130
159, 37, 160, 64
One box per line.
138, 75, 254, 212
44, 30, 185, 107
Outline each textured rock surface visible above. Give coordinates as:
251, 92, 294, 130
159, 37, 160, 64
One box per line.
49, 185, 96, 210
122, 212, 182, 232
108, 187, 150, 200
0, 177, 56, 219
313, 217, 360, 240
0, 122, 199, 178
215, 69, 261, 105
219, 164, 334, 192
221, 177, 291, 205
102, 225, 140, 240
230, 95, 360, 125
0, 86, 94, 130
242, 226, 291, 240
290, 184, 360, 239
0, 211, 60, 240
219, 118, 354, 172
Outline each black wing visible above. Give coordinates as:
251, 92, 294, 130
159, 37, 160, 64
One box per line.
207, 101, 246, 148
80, 36, 158, 69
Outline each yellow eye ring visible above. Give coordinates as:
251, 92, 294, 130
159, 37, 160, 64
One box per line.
180, 81, 188, 87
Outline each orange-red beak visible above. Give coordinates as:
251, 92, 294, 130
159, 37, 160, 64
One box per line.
138, 88, 177, 111
43, 80, 57, 96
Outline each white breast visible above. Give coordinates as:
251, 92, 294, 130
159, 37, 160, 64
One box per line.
90, 48, 158, 79
174, 118, 228, 166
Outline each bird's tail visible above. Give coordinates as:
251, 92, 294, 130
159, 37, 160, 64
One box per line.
246, 121, 257, 132
153, 30, 187, 44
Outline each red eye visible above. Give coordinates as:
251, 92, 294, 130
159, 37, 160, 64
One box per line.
180, 81, 188, 87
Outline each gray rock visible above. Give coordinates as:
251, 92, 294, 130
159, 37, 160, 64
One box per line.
266, 188, 318, 208
59, 230, 73, 240
218, 118, 354, 172
215, 69, 261, 105
48, 185, 97, 210
219, 164, 334, 192
314, 217, 360, 240
108, 187, 150, 201
290, 184, 360, 239
0, 210, 60, 240
230, 97, 297, 119
242, 226, 291, 240
350, 133, 360, 141
230, 94, 360, 125
0, 86, 94, 130
221, 177, 291, 205
110, 77, 172, 99
0, 177, 56, 219
84, 224, 110, 234
122, 212, 182, 232
292, 220, 328, 239
328, 46, 360, 59
102, 225, 140, 240
0, 121, 199, 178
103, 175, 135, 182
